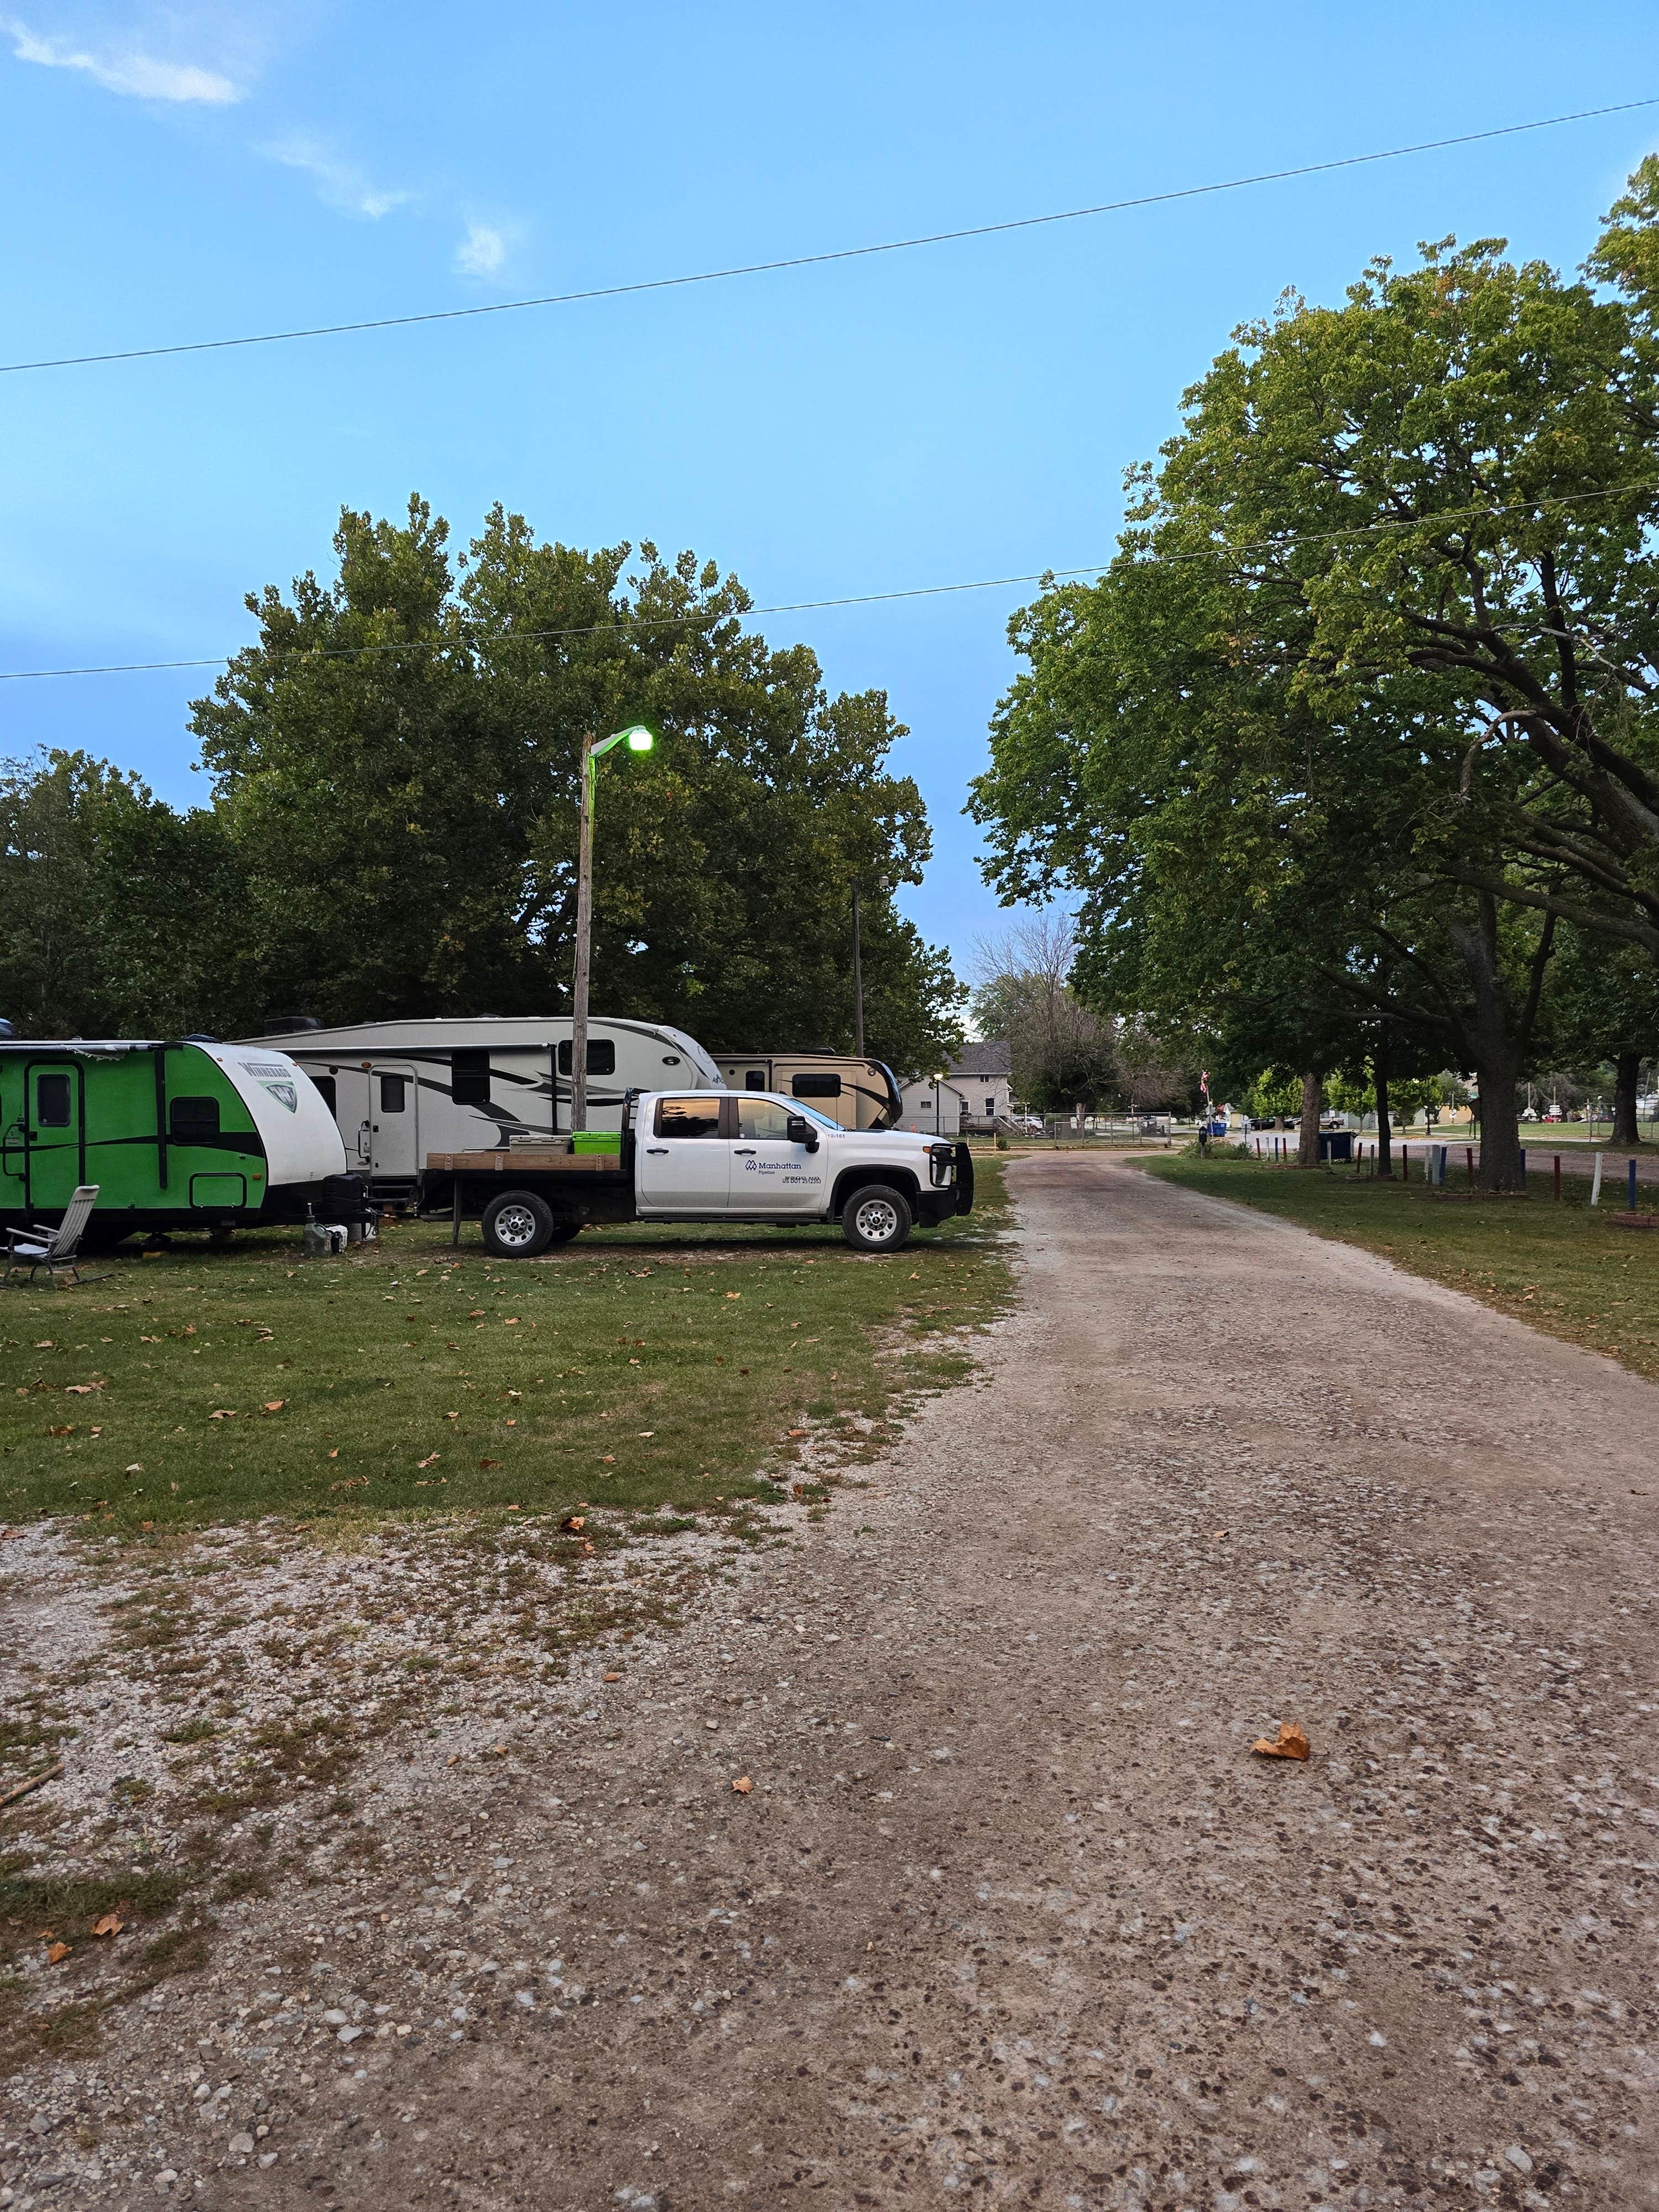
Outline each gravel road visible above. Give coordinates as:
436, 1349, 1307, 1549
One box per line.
8, 1154, 1659, 2211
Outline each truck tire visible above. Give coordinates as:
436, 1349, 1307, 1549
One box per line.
545, 1218, 582, 1246
482, 1191, 555, 1258
842, 1183, 913, 1254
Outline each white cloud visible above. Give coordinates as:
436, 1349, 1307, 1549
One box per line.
4, 17, 241, 102
262, 134, 412, 220
454, 222, 507, 279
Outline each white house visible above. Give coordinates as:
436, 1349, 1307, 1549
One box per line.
898, 1076, 966, 1135
950, 1041, 1014, 1127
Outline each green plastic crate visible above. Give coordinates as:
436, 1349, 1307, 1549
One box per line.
572, 1130, 622, 1156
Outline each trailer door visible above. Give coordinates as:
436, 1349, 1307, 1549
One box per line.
24, 1060, 85, 1213
368, 1064, 420, 1185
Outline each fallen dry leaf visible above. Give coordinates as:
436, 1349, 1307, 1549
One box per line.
601, 1454, 615, 1464
1250, 1721, 1310, 1761
327, 1448, 338, 1459
47, 1425, 73, 1437
64, 1384, 100, 1397
478, 1458, 500, 1469
504, 1317, 519, 1326
561, 1514, 586, 1532
33, 1340, 54, 1349
262, 1400, 285, 1414
731, 1776, 753, 1794
468, 1309, 485, 1317
91, 1913, 123, 1938
786, 1427, 807, 1438
417, 1452, 440, 1469
46, 1941, 70, 1965
603, 1671, 621, 1683
209, 1408, 237, 1421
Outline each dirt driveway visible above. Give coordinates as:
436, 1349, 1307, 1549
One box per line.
8, 1154, 1659, 2210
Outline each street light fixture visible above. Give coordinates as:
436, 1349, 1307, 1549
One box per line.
570, 724, 655, 1134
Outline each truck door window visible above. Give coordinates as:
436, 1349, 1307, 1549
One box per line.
655, 1097, 723, 1139
737, 1098, 791, 1141
35, 1073, 71, 1127
451, 1050, 491, 1105
791, 1072, 841, 1099
169, 1095, 220, 1141
557, 1040, 618, 1075
379, 1073, 406, 1113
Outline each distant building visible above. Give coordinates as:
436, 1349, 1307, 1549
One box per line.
949, 1040, 1013, 1127
898, 1075, 967, 1134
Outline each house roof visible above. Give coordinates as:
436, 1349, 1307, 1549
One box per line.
950, 1040, 1012, 1080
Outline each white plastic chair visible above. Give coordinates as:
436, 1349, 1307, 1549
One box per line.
2, 1186, 105, 1287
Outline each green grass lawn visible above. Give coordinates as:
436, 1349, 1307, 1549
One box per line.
1, 1170, 1012, 1533
1149, 1152, 1659, 1383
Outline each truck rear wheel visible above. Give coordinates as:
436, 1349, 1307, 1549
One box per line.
482, 1191, 555, 1258
842, 1183, 912, 1253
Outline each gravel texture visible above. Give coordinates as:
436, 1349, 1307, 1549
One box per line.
4, 1153, 1659, 2210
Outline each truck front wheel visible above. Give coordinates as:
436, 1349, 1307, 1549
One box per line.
842, 1184, 913, 1254
482, 1191, 555, 1258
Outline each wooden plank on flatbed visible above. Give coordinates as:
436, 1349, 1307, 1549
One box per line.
425, 1150, 620, 1174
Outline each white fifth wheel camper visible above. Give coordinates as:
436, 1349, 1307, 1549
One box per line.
241, 1016, 720, 1203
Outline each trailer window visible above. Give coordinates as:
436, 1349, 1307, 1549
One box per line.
744, 1068, 766, 1090
557, 1040, 617, 1076
451, 1050, 492, 1107
169, 1095, 220, 1142
309, 1074, 337, 1115
35, 1072, 72, 1128
379, 1073, 406, 1113
791, 1072, 842, 1099
655, 1096, 722, 1139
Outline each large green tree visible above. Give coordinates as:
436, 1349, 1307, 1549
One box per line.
973, 169, 1659, 1188
181, 499, 962, 1065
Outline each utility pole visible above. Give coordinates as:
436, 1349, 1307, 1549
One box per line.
851, 884, 864, 1058
568, 723, 654, 1134
570, 733, 598, 1135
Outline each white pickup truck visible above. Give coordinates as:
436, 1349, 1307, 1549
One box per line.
420, 1088, 973, 1257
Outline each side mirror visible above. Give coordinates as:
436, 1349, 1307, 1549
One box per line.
786, 1114, 819, 1152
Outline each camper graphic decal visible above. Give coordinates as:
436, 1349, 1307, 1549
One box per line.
238, 1059, 301, 1113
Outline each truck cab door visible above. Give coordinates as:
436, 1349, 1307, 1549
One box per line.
636, 1095, 731, 1212
729, 1094, 828, 1215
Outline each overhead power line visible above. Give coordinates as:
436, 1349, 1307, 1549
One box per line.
2, 480, 1652, 684
2, 97, 1655, 377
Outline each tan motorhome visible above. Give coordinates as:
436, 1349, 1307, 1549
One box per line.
713, 1051, 901, 1131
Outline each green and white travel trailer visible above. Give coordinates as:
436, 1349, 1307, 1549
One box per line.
0, 1039, 364, 1248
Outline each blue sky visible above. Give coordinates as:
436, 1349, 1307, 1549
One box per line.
2, 3, 1656, 980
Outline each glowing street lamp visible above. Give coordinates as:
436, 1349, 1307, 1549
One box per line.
570, 724, 655, 1133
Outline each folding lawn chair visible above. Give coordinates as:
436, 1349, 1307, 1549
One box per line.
2, 1185, 106, 1287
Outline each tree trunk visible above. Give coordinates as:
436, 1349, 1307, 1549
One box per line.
1373, 1047, 1394, 1177
1296, 1070, 1324, 1169
1448, 895, 1533, 1193
1612, 1051, 1641, 1149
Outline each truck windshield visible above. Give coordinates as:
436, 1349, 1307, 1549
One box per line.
790, 1101, 843, 1131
